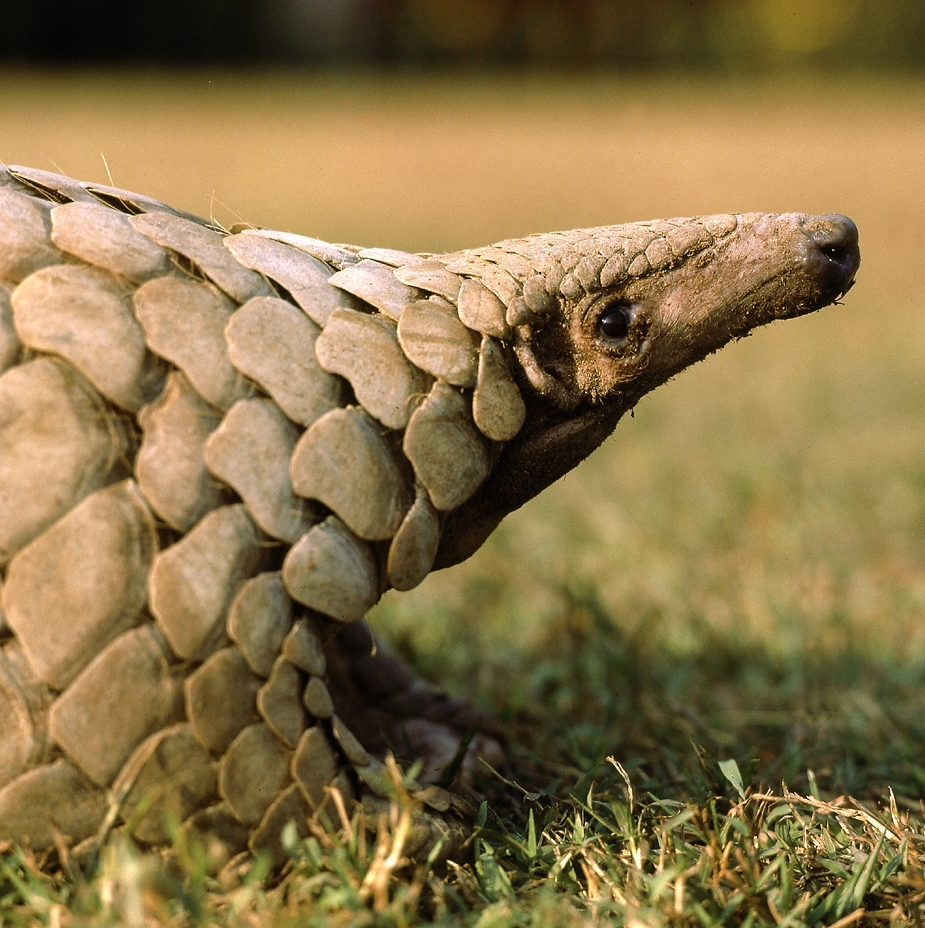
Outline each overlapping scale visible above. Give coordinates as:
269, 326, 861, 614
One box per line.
249, 782, 311, 867
225, 296, 345, 427
149, 504, 266, 661
291, 726, 339, 808
218, 723, 292, 826
314, 308, 430, 430
224, 232, 352, 325
0, 644, 50, 790
403, 381, 490, 511
397, 297, 479, 387
303, 676, 334, 719
203, 397, 315, 543
472, 336, 526, 442
82, 180, 204, 221
258, 658, 307, 748
130, 211, 272, 303
280, 617, 327, 677
113, 724, 218, 844
4, 481, 158, 690
393, 259, 462, 301
136, 371, 225, 532
290, 406, 412, 541
0, 168, 541, 856
0, 188, 62, 282
226, 572, 293, 679
0, 760, 106, 849
134, 275, 251, 411
330, 715, 371, 766
7, 166, 101, 205
50, 201, 171, 282
0, 282, 19, 372
357, 247, 425, 267
47, 625, 183, 786
13, 264, 163, 411
283, 517, 379, 623
456, 277, 510, 339
179, 804, 250, 862
327, 258, 419, 320
243, 229, 360, 271
185, 646, 261, 754
387, 483, 442, 592
0, 358, 127, 559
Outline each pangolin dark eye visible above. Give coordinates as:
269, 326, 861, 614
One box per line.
598, 305, 631, 341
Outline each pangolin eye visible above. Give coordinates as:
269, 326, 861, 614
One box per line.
597, 304, 631, 341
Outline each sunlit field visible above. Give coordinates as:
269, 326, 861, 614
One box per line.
2, 70, 925, 925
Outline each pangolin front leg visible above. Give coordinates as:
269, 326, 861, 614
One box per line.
0, 163, 859, 863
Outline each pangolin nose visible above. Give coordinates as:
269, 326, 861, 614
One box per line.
802, 214, 861, 297
812, 215, 859, 266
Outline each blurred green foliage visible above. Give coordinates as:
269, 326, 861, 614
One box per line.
2, 0, 925, 71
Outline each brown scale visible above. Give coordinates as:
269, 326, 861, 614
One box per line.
0, 162, 860, 866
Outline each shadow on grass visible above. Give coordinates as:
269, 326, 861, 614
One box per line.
387, 581, 925, 821
4, 582, 924, 925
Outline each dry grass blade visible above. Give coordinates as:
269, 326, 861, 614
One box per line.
2, 71, 925, 926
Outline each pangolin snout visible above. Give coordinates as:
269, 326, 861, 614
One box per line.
799, 214, 861, 301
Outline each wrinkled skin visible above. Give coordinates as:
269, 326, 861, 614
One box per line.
436, 213, 860, 568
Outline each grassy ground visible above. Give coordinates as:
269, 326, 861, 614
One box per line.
2, 70, 925, 925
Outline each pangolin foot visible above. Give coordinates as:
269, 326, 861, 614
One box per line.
323, 619, 505, 788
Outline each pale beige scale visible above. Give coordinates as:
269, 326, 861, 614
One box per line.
0, 160, 528, 860
0, 161, 860, 866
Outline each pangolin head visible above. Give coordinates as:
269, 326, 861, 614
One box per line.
452, 212, 859, 412
434, 212, 860, 568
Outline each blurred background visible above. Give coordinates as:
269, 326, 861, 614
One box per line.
2, 0, 925, 70
2, 0, 925, 775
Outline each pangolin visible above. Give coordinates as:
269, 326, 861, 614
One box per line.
0, 163, 859, 863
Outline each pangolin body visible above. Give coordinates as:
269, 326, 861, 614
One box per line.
0, 163, 859, 863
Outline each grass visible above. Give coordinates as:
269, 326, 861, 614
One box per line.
2, 70, 925, 925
